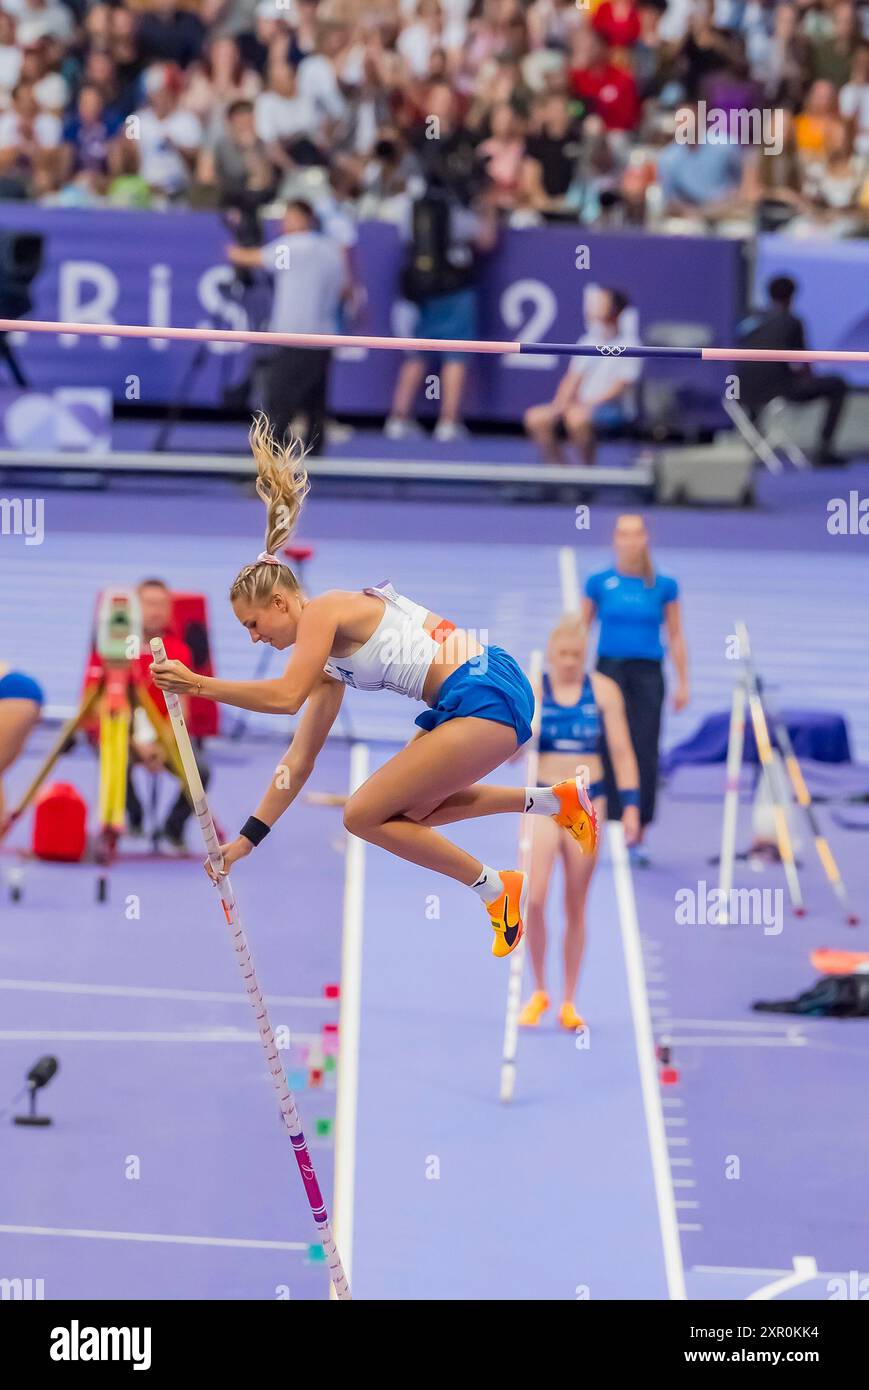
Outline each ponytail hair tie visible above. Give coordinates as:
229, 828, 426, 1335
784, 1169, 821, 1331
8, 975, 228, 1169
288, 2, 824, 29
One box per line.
257, 551, 281, 566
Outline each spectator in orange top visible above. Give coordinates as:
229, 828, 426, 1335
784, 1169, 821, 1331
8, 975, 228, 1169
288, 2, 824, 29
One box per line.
568, 29, 640, 133
592, 0, 641, 50
794, 78, 846, 160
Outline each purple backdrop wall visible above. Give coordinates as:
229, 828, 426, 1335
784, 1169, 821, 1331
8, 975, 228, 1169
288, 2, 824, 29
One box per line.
0, 206, 744, 421
755, 237, 869, 387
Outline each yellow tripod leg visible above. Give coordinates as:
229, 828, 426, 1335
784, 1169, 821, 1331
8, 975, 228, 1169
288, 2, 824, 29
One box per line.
109, 706, 130, 832
98, 707, 113, 829
99, 704, 130, 832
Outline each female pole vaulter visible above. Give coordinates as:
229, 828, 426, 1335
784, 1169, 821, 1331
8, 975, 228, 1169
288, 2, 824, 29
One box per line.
151, 416, 597, 957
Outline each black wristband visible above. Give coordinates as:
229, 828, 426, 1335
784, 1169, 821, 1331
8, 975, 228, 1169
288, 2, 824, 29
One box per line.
240, 816, 271, 847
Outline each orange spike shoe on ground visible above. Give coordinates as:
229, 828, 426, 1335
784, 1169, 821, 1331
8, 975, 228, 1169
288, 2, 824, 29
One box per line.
518, 990, 550, 1026
486, 869, 527, 957
558, 1001, 585, 1031
551, 776, 598, 854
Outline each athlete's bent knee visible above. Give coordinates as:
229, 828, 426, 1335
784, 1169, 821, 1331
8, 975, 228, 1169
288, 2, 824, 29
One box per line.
343, 796, 376, 839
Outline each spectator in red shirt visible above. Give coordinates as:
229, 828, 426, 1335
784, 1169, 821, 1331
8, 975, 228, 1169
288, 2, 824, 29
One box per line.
592, 0, 641, 50
569, 29, 640, 132
128, 578, 211, 851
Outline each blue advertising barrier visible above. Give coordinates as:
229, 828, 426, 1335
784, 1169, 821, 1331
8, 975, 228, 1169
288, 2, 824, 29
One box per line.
755, 237, 869, 386
0, 205, 745, 420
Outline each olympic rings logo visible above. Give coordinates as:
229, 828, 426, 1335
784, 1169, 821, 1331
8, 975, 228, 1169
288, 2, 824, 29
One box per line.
596, 344, 627, 355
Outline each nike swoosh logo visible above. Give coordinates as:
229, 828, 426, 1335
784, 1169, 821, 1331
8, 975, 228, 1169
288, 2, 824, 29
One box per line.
502, 893, 521, 947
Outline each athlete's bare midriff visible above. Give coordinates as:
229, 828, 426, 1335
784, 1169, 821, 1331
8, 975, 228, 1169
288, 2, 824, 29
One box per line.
420, 627, 486, 706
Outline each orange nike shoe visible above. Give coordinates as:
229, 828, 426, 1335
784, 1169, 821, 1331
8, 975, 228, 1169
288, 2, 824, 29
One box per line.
519, 990, 550, 1026
486, 869, 527, 957
558, 1001, 585, 1031
551, 777, 598, 854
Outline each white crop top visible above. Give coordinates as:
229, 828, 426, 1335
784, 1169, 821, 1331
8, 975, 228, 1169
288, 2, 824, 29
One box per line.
323, 581, 454, 701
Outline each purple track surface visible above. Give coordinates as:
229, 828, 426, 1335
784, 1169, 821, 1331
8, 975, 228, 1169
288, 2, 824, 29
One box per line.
2, 468, 868, 1300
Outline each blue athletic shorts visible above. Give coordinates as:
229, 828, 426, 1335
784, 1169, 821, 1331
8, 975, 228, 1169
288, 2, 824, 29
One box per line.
0, 670, 44, 704
415, 646, 534, 746
591, 401, 629, 430
413, 288, 478, 366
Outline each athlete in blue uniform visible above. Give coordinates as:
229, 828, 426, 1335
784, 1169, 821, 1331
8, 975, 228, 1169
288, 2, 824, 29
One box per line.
0, 663, 44, 833
583, 514, 689, 865
518, 614, 640, 1031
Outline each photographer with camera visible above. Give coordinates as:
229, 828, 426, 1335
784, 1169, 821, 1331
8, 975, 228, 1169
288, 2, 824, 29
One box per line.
385, 84, 498, 445
227, 198, 347, 455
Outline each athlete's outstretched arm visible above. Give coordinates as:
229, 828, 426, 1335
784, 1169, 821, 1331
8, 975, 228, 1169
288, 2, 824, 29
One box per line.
252, 675, 345, 828
207, 674, 345, 879
151, 594, 342, 715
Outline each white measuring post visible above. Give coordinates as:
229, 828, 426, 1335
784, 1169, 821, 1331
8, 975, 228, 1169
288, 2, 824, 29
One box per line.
499, 648, 544, 1103
735, 624, 803, 913
718, 635, 747, 923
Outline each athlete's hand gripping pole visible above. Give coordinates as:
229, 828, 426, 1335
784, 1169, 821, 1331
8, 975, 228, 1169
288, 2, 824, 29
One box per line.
150, 639, 351, 1301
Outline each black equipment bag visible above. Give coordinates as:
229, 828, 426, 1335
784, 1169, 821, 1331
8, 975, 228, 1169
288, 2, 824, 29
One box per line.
753, 973, 869, 1017
400, 190, 474, 304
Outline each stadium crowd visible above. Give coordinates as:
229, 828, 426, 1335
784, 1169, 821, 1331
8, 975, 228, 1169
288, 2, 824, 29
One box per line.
2, 0, 869, 237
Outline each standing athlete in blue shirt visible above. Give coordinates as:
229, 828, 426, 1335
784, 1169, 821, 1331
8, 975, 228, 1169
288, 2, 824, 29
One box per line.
582, 515, 690, 865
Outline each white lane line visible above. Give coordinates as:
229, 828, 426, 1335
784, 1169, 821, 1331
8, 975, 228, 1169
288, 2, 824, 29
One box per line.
332, 742, 369, 1297
662, 1098, 684, 1107
563, 545, 685, 1301
665, 1117, 687, 1126
608, 821, 686, 1301
694, 1261, 851, 1279
747, 1256, 819, 1301
673, 1180, 697, 1188
558, 546, 580, 615
664, 1018, 807, 1031
670, 1159, 694, 1167
679, 1223, 703, 1232
0, 1223, 306, 1251
666, 1136, 690, 1146
0, 1030, 318, 1045
675, 1200, 700, 1209
0, 978, 332, 1009
657, 1035, 807, 1048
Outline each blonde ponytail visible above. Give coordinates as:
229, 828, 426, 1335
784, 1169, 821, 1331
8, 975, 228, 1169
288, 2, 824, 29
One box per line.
251, 412, 310, 555
230, 414, 310, 605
